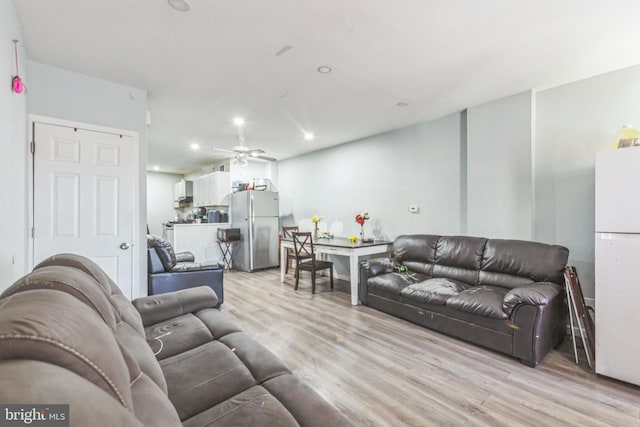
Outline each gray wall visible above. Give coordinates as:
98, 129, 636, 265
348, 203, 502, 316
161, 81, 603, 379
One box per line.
467, 91, 533, 240
0, 0, 29, 291
28, 61, 149, 297
279, 112, 464, 241
535, 64, 640, 298
147, 171, 183, 236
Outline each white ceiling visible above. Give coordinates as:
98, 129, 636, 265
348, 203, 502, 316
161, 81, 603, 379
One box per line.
14, 0, 640, 174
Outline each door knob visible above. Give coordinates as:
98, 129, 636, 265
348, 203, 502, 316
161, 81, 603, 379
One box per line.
120, 242, 131, 250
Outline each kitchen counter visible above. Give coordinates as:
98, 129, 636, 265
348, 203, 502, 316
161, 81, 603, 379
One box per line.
173, 223, 231, 263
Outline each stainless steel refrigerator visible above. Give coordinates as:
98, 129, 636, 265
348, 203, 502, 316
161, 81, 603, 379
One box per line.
230, 190, 280, 272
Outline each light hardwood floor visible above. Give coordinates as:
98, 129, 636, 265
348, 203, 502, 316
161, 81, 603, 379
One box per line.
220, 269, 640, 427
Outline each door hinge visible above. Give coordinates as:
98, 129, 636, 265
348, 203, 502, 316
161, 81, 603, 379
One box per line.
31, 227, 34, 238
30, 141, 35, 154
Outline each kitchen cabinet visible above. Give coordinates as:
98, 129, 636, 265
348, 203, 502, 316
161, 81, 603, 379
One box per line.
173, 179, 193, 202
193, 172, 230, 207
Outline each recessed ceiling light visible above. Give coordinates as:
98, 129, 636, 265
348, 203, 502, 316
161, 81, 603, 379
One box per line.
397, 102, 409, 107
304, 132, 315, 141
233, 117, 245, 126
168, 0, 191, 12
153, 165, 160, 171
190, 143, 200, 150
317, 65, 332, 74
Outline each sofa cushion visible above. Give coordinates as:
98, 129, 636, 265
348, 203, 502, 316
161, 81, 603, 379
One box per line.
161, 340, 258, 420
479, 239, 569, 288
393, 235, 439, 275
182, 385, 299, 427
148, 235, 178, 270
171, 261, 223, 272
432, 236, 487, 285
367, 272, 430, 299
400, 278, 470, 305
445, 285, 509, 319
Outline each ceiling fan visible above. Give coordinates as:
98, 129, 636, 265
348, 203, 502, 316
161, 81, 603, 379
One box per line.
211, 123, 276, 165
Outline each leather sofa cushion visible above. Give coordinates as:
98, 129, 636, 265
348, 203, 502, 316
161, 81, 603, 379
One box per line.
400, 278, 470, 305
393, 234, 439, 275
435, 236, 487, 270
480, 239, 569, 287
171, 261, 223, 272
367, 272, 430, 299
445, 285, 509, 319
148, 235, 178, 270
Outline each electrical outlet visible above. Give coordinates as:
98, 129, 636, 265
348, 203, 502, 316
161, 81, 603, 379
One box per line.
409, 205, 419, 213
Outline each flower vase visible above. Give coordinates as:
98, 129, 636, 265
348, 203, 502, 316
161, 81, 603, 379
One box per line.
360, 224, 364, 241
314, 224, 318, 240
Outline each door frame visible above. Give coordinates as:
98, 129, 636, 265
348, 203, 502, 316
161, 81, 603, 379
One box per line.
28, 114, 141, 296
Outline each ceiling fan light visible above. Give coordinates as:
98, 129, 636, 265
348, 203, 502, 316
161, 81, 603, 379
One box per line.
168, 0, 191, 12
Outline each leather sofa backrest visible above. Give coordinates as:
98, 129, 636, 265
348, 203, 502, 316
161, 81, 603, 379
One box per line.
432, 236, 487, 285
393, 234, 439, 275
147, 235, 177, 270
479, 239, 569, 289
392, 235, 569, 288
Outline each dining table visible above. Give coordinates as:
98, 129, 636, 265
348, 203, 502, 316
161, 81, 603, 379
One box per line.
280, 237, 392, 305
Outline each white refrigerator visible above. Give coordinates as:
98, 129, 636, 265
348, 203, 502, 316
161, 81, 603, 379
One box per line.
595, 147, 640, 386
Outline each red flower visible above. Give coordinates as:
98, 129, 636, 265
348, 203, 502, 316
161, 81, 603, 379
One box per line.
355, 214, 365, 225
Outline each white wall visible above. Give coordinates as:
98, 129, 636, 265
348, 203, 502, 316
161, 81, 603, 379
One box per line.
147, 172, 183, 236
0, 0, 29, 290
535, 64, 640, 298
27, 61, 149, 296
467, 91, 533, 239
279, 112, 463, 241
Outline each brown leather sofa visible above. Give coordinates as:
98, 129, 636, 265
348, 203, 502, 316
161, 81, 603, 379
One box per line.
359, 235, 569, 367
0, 254, 350, 427
147, 234, 224, 305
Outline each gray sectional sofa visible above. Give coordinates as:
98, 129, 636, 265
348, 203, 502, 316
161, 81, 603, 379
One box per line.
359, 235, 569, 366
0, 254, 350, 426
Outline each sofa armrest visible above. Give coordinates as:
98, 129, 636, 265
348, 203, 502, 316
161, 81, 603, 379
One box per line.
133, 286, 219, 326
502, 282, 562, 317
175, 251, 195, 263
362, 258, 394, 277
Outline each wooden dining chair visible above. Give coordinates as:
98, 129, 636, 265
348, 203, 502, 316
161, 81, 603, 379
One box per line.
282, 226, 299, 275
292, 232, 333, 294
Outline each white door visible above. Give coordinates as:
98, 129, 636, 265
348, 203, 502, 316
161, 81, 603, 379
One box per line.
33, 122, 135, 298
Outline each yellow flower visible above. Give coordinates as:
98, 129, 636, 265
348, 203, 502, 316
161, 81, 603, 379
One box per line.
347, 235, 358, 243
311, 215, 322, 224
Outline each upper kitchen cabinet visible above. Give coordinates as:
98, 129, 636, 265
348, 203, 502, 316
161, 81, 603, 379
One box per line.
194, 171, 230, 207
174, 179, 193, 202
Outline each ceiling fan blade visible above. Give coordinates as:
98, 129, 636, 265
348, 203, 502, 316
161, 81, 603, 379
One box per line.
252, 154, 277, 162
211, 147, 235, 153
